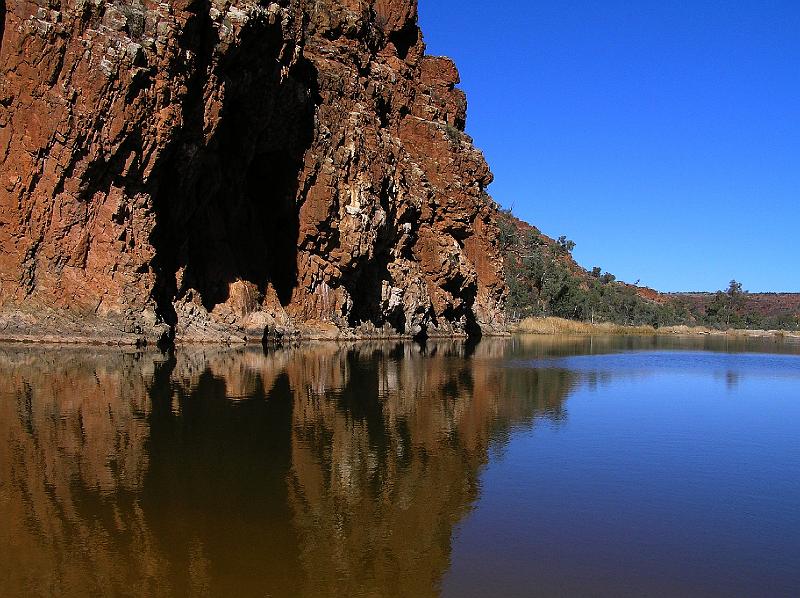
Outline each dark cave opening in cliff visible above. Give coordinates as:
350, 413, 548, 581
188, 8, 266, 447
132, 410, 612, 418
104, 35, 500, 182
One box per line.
147, 12, 317, 327
163, 138, 305, 315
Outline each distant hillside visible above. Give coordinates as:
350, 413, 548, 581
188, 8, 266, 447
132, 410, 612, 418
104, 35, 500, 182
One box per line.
499, 210, 800, 331
663, 292, 800, 330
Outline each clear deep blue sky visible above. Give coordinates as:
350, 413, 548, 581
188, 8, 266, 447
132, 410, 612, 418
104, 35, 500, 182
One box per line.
418, 1, 799, 292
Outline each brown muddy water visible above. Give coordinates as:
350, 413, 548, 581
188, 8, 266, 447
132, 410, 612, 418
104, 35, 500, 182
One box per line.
1, 336, 799, 597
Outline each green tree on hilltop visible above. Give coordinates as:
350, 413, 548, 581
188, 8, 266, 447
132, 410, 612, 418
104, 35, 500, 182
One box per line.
557, 236, 576, 254
706, 279, 747, 328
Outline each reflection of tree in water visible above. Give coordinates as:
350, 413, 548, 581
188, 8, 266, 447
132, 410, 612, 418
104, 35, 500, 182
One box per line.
507, 333, 800, 358
725, 370, 740, 390
0, 340, 577, 597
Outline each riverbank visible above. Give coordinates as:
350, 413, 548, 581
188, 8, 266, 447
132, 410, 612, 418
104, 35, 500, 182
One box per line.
4, 310, 796, 347
510, 316, 800, 339
0, 308, 508, 347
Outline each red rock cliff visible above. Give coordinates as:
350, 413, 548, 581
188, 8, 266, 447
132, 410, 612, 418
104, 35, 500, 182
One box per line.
0, 0, 506, 343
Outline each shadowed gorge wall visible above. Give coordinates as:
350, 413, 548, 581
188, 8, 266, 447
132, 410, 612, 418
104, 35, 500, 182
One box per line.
0, 0, 506, 344
145, 13, 316, 337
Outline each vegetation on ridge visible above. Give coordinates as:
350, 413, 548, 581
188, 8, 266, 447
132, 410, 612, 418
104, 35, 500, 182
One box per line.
498, 210, 800, 331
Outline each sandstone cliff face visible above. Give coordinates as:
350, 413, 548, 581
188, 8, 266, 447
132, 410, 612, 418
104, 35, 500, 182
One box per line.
0, 0, 506, 343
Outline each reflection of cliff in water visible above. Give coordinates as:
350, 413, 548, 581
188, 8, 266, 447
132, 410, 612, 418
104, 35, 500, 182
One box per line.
0, 340, 576, 597
285, 341, 574, 597
0, 348, 169, 595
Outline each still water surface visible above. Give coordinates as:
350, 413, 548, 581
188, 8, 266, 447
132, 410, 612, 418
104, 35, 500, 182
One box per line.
1, 336, 798, 597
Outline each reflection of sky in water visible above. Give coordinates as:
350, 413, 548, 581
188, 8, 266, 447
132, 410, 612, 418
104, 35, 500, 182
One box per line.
446, 347, 800, 598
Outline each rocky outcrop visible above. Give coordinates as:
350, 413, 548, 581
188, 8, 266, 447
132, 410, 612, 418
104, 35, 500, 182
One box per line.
0, 0, 506, 344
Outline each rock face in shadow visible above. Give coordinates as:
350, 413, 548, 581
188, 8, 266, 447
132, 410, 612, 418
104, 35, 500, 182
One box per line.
0, 0, 506, 343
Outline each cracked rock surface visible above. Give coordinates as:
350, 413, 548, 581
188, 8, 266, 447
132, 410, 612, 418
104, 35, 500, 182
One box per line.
0, 0, 507, 344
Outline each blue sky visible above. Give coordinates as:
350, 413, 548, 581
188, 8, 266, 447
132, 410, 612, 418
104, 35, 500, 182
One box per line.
418, 1, 799, 292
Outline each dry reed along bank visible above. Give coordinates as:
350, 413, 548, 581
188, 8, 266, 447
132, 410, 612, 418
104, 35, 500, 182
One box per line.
510, 317, 800, 339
